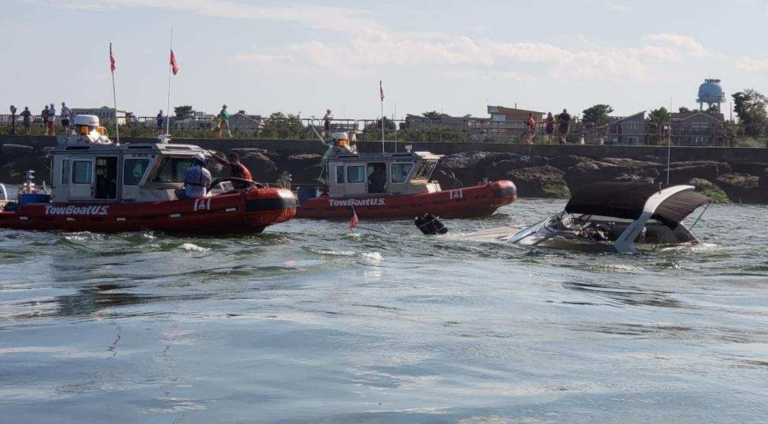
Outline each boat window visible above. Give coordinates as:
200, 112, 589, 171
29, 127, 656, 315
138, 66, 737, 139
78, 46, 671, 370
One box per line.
61, 159, 70, 185
124, 159, 150, 186
391, 163, 413, 183
413, 161, 437, 180
152, 157, 194, 183
336, 165, 345, 184
347, 165, 365, 183
72, 161, 93, 184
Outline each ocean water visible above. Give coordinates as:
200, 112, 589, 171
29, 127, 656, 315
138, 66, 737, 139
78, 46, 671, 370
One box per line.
0, 197, 767, 424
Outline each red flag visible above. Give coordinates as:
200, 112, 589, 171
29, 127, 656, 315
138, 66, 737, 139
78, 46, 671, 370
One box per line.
349, 211, 359, 231
170, 49, 180, 75
109, 43, 116, 72
379, 80, 385, 102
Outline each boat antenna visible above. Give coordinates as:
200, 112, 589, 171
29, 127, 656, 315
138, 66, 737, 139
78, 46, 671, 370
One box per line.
666, 96, 672, 185
109, 42, 120, 146
380, 80, 385, 153
165, 26, 174, 138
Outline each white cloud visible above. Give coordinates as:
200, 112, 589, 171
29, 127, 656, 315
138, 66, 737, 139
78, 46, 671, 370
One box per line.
642, 34, 709, 56
736, 57, 768, 74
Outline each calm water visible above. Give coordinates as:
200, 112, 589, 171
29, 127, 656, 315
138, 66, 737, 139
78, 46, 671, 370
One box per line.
1, 196, 767, 424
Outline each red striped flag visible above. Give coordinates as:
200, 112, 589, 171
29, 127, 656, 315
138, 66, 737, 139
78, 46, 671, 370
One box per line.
379, 80, 385, 102
170, 49, 179, 75
349, 211, 359, 231
109, 43, 116, 72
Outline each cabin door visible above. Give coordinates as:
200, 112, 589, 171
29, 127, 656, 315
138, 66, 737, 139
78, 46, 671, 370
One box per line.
95, 157, 118, 200
388, 162, 414, 195
68, 158, 95, 200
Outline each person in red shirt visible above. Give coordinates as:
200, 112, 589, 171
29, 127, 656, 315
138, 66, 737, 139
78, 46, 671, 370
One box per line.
212, 152, 253, 188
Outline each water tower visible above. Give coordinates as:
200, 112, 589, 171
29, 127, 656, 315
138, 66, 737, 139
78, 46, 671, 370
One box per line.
697, 79, 725, 112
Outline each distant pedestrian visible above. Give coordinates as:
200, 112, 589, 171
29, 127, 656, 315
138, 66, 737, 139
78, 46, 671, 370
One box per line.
60, 102, 72, 134
524, 112, 536, 144
156, 110, 165, 135
9, 105, 17, 135
217, 104, 232, 138
322, 109, 333, 138
544, 112, 555, 143
41, 105, 49, 134
557, 108, 571, 144
20, 107, 32, 135
46, 103, 56, 136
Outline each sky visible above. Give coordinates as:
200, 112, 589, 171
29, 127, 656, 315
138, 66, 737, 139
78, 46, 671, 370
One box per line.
2, 0, 768, 120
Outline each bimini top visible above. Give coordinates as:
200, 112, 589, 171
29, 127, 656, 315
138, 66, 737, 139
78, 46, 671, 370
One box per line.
565, 182, 711, 228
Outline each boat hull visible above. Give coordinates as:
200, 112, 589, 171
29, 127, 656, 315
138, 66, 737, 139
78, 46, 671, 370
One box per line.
296, 180, 516, 219
0, 188, 297, 234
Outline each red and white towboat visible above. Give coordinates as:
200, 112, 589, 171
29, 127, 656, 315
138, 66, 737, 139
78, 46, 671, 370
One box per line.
0, 115, 296, 234
297, 139, 517, 219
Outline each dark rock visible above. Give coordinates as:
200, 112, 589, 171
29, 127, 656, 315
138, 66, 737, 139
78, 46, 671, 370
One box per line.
548, 155, 590, 171
716, 173, 764, 203
688, 178, 730, 204
666, 161, 731, 185
483, 155, 548, 180
729, 162, 768, 177
433, 169, 463, 190
231, 149, 278, 181
507, 166, 569, 198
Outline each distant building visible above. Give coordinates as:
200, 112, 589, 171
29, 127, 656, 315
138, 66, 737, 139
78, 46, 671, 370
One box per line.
71, 107, 127, 125
404, 114, 473, 131
174, 111, 215, 130
485, 106, 546, 136
605, 111, 647, 145
229, 111, 264, 135
671, 111, 725, 146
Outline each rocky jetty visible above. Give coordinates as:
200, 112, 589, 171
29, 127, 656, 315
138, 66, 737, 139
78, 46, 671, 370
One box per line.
1, 141, 766, 204
433, 152, 768, 204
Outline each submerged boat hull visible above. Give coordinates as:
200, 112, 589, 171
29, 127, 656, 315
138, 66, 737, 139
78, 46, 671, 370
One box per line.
0, 188, 297, 234
296, 180, 516, 219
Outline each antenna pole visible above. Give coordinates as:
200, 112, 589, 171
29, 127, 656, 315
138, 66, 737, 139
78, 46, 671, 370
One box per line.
666, 96, 672, 185
166, 27, 173, 136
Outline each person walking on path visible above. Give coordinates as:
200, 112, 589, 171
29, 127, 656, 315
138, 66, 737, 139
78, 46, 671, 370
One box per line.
20, 107, 32, 135
60, 102, 72, 134
557, 108, 571, 144
544, 112, 555, 143
9, 105, 17, 135
322, 109, 333, 138
524, 112, 537, 144
217, 105, 232, 138
156, 110, 165, 136
41, 105, 49, 135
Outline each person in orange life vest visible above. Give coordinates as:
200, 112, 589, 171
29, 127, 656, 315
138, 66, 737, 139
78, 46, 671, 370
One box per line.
211, 152, 253, 188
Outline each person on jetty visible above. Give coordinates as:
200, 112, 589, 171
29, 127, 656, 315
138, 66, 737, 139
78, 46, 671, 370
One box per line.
544, 112, 555, 143
46, 103, 56, 136
211, 152, 252, 188
216, 105, 232, 139
177, 153, 212, 199
557, 109, 571, 144
60, 102, 72, 135
322, 109, 333, 138
20, 107, 32, 135
156, 110, 165, 136
9, 105, 17, 135
524, 112, 536, 144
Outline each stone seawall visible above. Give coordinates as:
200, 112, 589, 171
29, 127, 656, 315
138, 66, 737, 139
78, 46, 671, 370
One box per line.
1, 135, 766, 203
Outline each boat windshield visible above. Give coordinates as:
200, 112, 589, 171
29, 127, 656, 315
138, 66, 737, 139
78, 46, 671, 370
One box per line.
412, 161, 436, 181
152, 157, 194, 183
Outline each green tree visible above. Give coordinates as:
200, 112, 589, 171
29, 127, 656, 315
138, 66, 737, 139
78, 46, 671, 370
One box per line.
261, 112, 310, 139
422, 111, 447, 118
678, 106, 693, 113
174, 105, 194, 120
732, 89, 768, 136
647, 107, 671, 145
706, 104, 720, 113
581, 104, 614, 128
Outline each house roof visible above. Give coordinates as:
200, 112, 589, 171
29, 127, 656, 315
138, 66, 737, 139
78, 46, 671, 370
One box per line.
607, 111, 646, 124
487, 105, 546, 115
671, 111, 725, 122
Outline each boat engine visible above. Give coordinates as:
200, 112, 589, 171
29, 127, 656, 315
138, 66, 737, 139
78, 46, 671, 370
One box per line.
415, 213, 448, 235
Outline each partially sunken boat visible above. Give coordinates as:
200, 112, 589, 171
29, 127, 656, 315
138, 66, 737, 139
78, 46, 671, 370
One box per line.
508, 182, 712, 253
0, 115, 296, 233
296, 135, 517, 219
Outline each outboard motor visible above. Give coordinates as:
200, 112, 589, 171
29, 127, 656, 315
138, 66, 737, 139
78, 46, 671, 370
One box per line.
415, 213, 448, 235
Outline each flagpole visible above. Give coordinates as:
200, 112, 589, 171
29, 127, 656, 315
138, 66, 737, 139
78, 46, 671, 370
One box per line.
166, 27, 173, 136
394, 101, 397, 153
110, 43, 120, 145
380, 81, 385, 153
